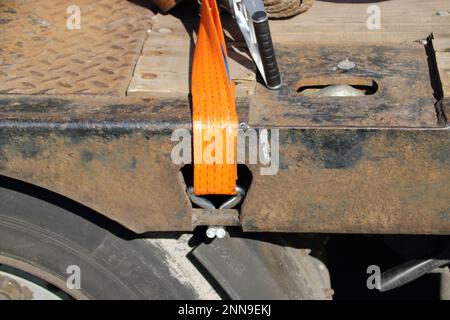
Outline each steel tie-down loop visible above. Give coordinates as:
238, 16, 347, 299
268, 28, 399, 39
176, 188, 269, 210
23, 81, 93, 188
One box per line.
187, 185, 246, 210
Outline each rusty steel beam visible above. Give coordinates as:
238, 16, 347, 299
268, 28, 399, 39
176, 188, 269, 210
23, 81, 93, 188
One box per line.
0, 95, 192, 233
0, 43, 449, 234
0, 95, 249, 233
242, 128, 450, 234
192, 209, 240, 227
240, 43, 450, 234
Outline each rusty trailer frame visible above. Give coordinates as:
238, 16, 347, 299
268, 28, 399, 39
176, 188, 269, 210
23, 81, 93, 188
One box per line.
0, 1, 450, 235
0, 43, 449, 234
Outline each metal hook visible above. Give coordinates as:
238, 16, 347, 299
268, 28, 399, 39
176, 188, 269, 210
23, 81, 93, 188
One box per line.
187, 185, 246, 210
219, 185, 246, 209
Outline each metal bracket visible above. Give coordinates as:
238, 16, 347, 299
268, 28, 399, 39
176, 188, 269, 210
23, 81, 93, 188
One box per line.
187, 185, 246, 238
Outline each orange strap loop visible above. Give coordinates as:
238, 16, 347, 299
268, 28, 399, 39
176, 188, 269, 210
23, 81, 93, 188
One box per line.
191, 0, 239, 195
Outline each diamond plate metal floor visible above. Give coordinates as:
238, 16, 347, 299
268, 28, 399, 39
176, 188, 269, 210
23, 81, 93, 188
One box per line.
0, 0, 153, 96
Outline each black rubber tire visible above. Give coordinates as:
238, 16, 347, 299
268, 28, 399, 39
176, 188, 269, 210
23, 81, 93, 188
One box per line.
0, 186, 199, 300
193, 233, 333, 299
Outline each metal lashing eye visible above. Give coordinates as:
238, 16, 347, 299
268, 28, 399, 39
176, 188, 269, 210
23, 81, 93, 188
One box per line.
187, 185, 246, 210
218, 185, 246, 209
186, 187, 214, 209
187, 186, 246, 239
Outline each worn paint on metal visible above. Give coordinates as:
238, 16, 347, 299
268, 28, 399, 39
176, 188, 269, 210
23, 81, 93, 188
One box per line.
192, 209, 240, 227
0, 129, 192, 232
0, 95, 250, 233
0, 96, 193, 232
241, 129, 450, 234
250, 44, 439, 128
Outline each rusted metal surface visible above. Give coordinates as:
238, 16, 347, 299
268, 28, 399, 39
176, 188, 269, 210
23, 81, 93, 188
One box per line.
241, 128, 450, 234
0, 3, 449, 234
192, 209, 240, 227
0, 95, 193, 232
0, 0, 152, 95
250, 44, 440, 128
2, 93, 450, 234
239, 42, 450, 234
0, 95, 249, 232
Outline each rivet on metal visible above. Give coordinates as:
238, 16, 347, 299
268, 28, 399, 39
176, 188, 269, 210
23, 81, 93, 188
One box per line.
337, 59, 356, 71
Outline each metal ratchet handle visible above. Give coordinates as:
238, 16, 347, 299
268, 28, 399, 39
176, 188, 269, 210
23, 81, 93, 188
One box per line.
251, 10, 282, 90
228, 0, 282, 90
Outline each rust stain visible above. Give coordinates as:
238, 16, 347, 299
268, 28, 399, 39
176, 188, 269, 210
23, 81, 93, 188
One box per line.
0, 131, 192, 232
242, 129, 450, 234
251, 44, 439, 128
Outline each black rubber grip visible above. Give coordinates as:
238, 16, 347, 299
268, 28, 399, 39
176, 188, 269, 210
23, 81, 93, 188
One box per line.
252, 11, 281, 90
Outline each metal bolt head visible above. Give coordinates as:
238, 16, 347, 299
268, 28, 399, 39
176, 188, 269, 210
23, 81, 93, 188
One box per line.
337, 59, 356, 71
206, 227, 217, 239
206, 227, 226, 239
215, 227, 226, 239
418, 39, 428, 45
239, 122, 249, 131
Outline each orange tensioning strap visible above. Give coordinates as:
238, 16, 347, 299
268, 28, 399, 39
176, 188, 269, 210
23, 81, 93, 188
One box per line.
191, 0, 238, 196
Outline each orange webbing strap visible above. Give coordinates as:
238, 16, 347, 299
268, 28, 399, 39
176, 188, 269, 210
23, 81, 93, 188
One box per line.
191, 0, 238, 196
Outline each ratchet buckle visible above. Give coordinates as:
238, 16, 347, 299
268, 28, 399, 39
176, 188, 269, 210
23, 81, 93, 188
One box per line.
227, 0, 282, 89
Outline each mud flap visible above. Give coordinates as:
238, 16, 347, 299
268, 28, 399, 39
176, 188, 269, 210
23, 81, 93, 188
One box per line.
191, 234, 333, 299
